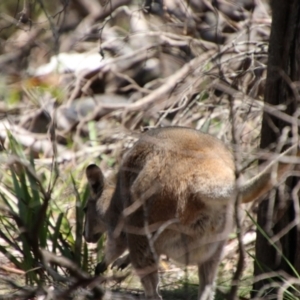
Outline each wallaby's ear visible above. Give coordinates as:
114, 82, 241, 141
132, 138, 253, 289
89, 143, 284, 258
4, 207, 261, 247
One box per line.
86, 164, 105, 196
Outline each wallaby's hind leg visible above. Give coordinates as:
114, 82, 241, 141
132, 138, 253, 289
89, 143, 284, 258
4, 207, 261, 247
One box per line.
198, 243, 224, 300
128, 234, 161, 300
198, 262, 217, 300
140, 270, 161, 300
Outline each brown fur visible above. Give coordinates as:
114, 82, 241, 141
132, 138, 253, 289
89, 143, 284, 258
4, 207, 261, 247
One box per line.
83, 127, 298, 300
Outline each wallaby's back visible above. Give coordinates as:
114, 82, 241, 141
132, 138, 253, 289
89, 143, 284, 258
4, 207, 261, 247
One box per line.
117, 127, 236, 227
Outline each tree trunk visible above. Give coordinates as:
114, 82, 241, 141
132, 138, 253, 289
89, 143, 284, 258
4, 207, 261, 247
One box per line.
253, 0, 300, 296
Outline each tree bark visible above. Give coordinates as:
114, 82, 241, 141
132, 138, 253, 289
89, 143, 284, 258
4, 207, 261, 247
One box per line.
253, 0, 300, 296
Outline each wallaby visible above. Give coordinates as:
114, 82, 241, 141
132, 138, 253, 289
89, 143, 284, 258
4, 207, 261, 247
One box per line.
83, 127, 298, 300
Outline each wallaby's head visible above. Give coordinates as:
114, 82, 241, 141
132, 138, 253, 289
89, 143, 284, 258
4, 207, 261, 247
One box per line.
83, 164, 111, 243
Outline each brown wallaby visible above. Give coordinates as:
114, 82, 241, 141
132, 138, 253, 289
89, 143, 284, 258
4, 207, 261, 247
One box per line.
83, 127, 297, 300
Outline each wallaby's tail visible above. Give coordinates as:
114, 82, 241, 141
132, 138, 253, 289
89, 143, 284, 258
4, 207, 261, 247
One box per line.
240, 145, 299, 204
